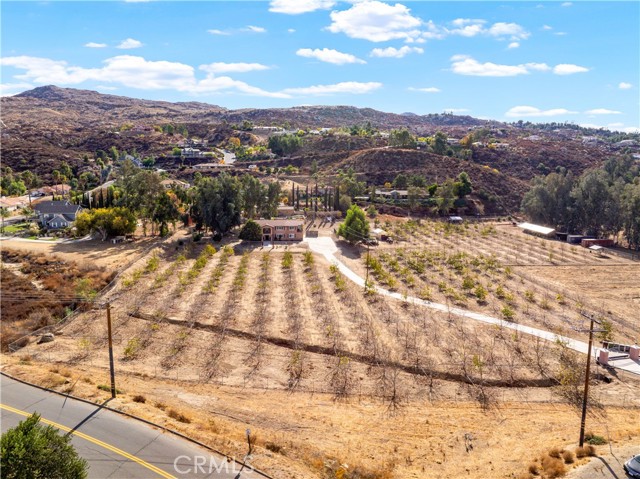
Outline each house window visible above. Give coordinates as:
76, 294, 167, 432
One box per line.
289, 234, 295, 239
276, 226, 285, 230
289, 226, 295, 230
263, 228, 270, 234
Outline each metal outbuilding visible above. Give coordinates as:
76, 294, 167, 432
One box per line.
517, 222, 556, 237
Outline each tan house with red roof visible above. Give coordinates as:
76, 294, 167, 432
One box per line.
255, 219, 304, 242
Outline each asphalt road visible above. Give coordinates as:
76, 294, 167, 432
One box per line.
565, 444, 640, 479
0, 375, 262, 479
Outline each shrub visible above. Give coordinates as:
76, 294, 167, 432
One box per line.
548, 447, 563, 459
167, 409, 191, 423
562, 450, 575, 464
123, 337, 141, 360
303, 251, 314, 267
132, 395, 146, 403
282, 252, 293, 269
238, 220, 262, 241
575, 444, 596, 458
528, 462, 540, 475
474, 285, 487, 302
265, 442, 284, 454
541, 455, 566, 478
585, 433, 606, 445
462, 276, 475, 290
0, 413, 88, 478
501, 305, 515, 321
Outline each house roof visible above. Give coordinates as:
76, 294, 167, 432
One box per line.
0, 196, 28, 207
34, 201, 82, 215
160, 179, 189, 186
255, 219, 303, 227
517, 222, 555, 236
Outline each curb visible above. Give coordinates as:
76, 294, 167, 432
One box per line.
0, 371, 273, 479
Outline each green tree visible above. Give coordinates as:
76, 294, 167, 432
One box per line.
433, 131, 448, 155
75, 207, 136, 240
1, 413, 88, 479
392, 174, 408, 189
338, 204, 369, 243
621, 181, 640, 250
436, 179, 457, 215
241, 174, 264, 219
195, 174, 243, 235
238, 219, 262, 241
456, 172, 473, 197
571, 169, 614, 236
152, 192, 180, 236
261, 181, 282, 218
268, 134, 303, 156
389, 128, 417, 149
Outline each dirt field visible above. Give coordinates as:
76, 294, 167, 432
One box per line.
2, 220, 639, 479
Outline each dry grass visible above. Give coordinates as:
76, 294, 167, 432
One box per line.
541, 455, 567, 478
167, 408, 191, 424
3, 357, 638, 479
562, 450, 575, 464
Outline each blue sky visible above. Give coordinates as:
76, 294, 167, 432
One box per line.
1, 1, 638, 131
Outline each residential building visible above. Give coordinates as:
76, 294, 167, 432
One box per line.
255, 219, 304, 242
0, 196, 28, 212
34, 201, 82, 230
160, 179, 190, 190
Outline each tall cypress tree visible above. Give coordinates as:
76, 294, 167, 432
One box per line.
305, 184, 309, 209
334, 184, 340, 211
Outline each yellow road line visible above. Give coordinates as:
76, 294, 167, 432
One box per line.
1, 403, 175, 479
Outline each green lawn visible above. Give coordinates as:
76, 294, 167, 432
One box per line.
1, 222, 29, 234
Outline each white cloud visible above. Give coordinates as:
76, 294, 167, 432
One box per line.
269, 0, 335, 14
554, 32, 567, 36
370, 46, 423, 58
199, 62, 271, 74
505, 106, 578, 118
448, 19, 529, 41
1, 54, 388, 99
283, 81, 382, 96
95, 85, 118, 91
296, 48, 366, 65
85, 42, 107, 48
117, 38, 143, 49
124, 0, 151, 2
327, 1, 423, 43
244, 25, 267, 33
0, 55, 288, 98
487, 22, 530, 40
408, 86, 440, 93
619, 82, 632, 90
288, 28, 296, 33
507, 42, 520, 49
444, 108, 470, 114
0, 82, 33, 96
553, 63, 589, 75
561, 2, 572, 7
585, 108, 622, 115
542, 25, 553, 30
207, 29, 230, 36
450, 55, 550, 77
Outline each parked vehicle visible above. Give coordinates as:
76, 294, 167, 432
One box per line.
624, 454, 640, 478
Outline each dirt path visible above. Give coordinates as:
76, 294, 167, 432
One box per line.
304, 236, 640, 377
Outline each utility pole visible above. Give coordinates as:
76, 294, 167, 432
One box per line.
576, 311, 606, 447
364, 240, 370, 294
106, 302, 117, 398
